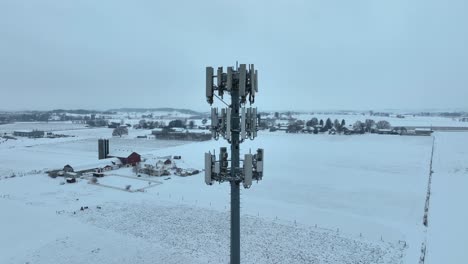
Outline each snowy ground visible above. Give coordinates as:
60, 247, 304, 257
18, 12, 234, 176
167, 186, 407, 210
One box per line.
1, 121, 459, 264
0, 175, 404, 264
425, 132, 468, 263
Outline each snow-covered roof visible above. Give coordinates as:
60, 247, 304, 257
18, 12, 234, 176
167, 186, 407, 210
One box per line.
108, 150, 138, 158
67, 158, 122, 172
14, 130, 35, 133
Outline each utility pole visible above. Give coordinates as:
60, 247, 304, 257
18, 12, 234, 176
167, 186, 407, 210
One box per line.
205, 64, 264, 264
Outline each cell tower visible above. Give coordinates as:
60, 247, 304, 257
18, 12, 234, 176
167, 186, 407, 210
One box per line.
205, 64, 264, 264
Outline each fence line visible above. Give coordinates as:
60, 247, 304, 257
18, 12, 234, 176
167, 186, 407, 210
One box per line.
420, 136, 436, 263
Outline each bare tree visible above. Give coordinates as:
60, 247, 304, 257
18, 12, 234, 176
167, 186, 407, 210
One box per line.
133, 163, 141, 175
376, 120, 391, 129
306, 117, 318, 127
353, 121, 364, 132
364, 119, 375, 132
188, 120, 195, 129
112, 126, 128, 137
333, 119, 340, 129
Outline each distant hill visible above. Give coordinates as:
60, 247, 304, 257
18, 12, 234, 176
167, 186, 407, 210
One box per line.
51, 109, 104, 114
107, 108, 202, 115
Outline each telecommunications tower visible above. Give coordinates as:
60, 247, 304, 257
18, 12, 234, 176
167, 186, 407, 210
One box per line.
204, 63, 264, 264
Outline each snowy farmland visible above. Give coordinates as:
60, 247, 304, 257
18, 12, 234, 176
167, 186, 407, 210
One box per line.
0, 121, 466, 263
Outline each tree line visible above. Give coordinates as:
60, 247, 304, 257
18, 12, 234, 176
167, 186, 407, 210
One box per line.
284, 117, 391, 134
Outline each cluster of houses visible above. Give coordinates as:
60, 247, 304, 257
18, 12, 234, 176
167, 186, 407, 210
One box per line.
48, 146, 200, 180
138, 155, 200, 177
151, 128, 211, 141
140, 156, 174, 176
11, 130, 73, 139
261, 116, 434, 136
376, 127, 433, 136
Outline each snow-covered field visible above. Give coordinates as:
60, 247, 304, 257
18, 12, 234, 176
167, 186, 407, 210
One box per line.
1, 120, 466, 263
0, 121, 87, 134
425, 132, 468, 264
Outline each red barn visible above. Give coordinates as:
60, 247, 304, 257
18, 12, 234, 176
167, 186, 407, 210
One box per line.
108, 151, 141, 166
126, 152, 141, 165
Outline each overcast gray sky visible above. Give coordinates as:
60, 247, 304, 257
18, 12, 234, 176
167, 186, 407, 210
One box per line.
0, 0, 467, 112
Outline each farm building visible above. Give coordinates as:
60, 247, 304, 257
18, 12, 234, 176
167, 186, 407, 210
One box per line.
13, 130, 45, 138
108, 151, 141, 166
63, 164, 74, 172
48, 158, 122, 177
376, 129, 396, 135
415, 128, 433, 136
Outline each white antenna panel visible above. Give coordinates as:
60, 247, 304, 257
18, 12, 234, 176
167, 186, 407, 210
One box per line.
252, 108, 257, 134
256, 161, 263, 172
243, 154, 253, 188
211, 108, 218, 128
256, 149, 263, 172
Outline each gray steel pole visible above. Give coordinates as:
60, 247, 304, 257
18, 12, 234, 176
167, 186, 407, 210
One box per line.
230, 81, 241, 264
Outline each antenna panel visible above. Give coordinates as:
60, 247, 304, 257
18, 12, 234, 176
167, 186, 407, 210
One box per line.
226, 108, 232, 141
211, 108, 218, 128
243, 154, 253, 188
204, 153, 212, 185
252, 108, 257, 138
250, 64, 256, 92
206, 67, 214, 104
239, 64, 247, 100
217, 67, 223, 87
254, 70, 258, 92
241, 107, 246, 140
221, 108, 227, 137
226, 67, 233, 91
256, 149, 263, 172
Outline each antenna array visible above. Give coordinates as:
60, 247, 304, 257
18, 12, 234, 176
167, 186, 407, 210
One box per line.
204, 63, 264, 264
